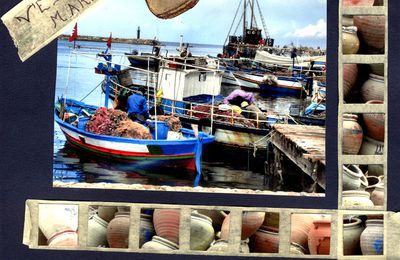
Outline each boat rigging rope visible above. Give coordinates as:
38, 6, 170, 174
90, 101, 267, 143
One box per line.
252, 130, 276, 157
61, 51, 74, 121
224, 0, 243, 46
79, 80, 104, 102
255, 0, 270, 39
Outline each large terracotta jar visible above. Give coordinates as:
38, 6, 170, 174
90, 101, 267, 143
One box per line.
370, 184, 384, 206
249, 226, 279, 253
291, 214, 315, 250
343, 217, 365, 255
87, 214, 108, 247
107, 212, 130, 248
140, 214, 155, 247
190, 212, 215, 250
343, 64, 358, 98
342, 27, 360, 54
47, 230, 78, 247
97, 206, 117, 223
343, 0, 375, 6
308, 219, 331, 255
362, 102, 385, 142
141, 236, 179, 251
343, 165, 368, 191
360, 219, 384, 255
153, 209, 180, 244
220, 211, 265, 241
353, 16, 385, 53
342, 190, 374, 207
361, 74, 384, 102
342, 114, 363, 155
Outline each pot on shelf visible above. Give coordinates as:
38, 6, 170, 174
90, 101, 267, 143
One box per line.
153, 209, 180, 245
360, 219, 384, 255
342, 26, 360, 54
343, 64, 358, 98
353, 16, 385, 54
370, 183, 384, 206
342, 114, 363, 155
107, 212, 130, 248
88, 214, 108, 247
249, 226, 279, 253
362, 101, 385, 142
190, 212, 215, 250
343, 165, 368, 191
97, 206, 118, 223
141, 236, 179, 251
140, 213, 155, 247
342, 190, 374, 207
291, 214, 315, 250
308, 219, 331, 255
343, 217, 364, 255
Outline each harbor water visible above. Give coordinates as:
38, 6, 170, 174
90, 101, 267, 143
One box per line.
53, 39, 310, 191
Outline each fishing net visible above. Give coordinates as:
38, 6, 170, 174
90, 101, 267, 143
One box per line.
191, 105, 256, 128
86, 108, 152, 139
112, 120, 153, 139
156, 115, 182, 132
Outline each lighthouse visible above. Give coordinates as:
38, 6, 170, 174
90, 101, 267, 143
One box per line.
137, 26, 141, 39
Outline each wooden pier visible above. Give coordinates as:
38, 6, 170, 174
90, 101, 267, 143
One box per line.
269, 124, 326, 190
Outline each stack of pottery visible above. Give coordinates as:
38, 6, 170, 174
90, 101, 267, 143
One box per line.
360, 219, 384, 255
343, 217, 365, 255
342, 190, 374, 207
190, 212, 215, 250
353, 16, 385, 54
308, 219, 331, 255
140, 213, 155, 247
342, 165, 368, 191
153, 209, 180, 245
107, 212, 130, 248
343, 0, 375, 6
249, 226, 279, 253
38, 204, 79, 247
342, 114, 363, 154
88, 214, 108, 247
342, 26, 360, 54
343, 64, 358, 98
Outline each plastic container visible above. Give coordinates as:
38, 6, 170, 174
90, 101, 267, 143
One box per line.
149, 121, 169, 140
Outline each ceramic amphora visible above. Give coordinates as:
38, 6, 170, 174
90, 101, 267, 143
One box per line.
343, 165, 368, 191
291, 214, 315, 250
87, 214, 108, 247
370, 184, 384, 206
343, 217, 364, 255
47, 230, 78, 247
361, 74, 384, 102
220, 211, 265, 240
140, 213, 155, 247
97, 206, 117, 223
342, 190, 374, 207
342, 114, 363, 155
308, 219, 331, 255
190, 212, 215, 250
141, 236, 178, 251
107, 212, 130, 248
153, 209, 180, 244
362, 101, 384, 142
249, 226, 279, 253
353, 16, 385, 53
342, 27, 360, 54
360, 219, 384, 255
343, 64, 358, 98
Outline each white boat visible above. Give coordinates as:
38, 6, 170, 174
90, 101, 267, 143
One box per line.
254, 50, 326, 68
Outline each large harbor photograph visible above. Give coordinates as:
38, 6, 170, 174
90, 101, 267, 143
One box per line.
53, 0, 327, 195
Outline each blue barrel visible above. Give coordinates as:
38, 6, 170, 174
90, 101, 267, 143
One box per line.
149, 121, 169, 140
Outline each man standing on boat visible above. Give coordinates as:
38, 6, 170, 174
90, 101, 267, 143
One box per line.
127, 87, 149, 123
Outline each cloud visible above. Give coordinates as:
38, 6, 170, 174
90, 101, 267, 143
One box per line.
285, 19, 326, 39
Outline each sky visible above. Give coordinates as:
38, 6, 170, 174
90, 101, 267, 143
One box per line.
64, 0, 327, 48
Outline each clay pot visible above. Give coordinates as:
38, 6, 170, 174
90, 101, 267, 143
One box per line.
140, 214, 155, 247
342, 27, 360, 54
207, 239, 249, 253
370, 184, 385, 206
197, 210, 227, 231
361, 74, 384, 102
47, 230, 78, 247
343, 64, 358, 98
360, 219, 384, 255
362, 102, 385, 142
291, 214, 315, 250
87, 214, 108, 247
153, 209, 180, 244
97, 206, 118, 223
263, 212, 280, 230
220, 211, 265, 241
365, 175, 380, 194
342, 190, 374, 207
343, 0, 375, 6
353, 16, 385, 53
38, 204, 78, 240
107, 212, 130, 248
343, 217, 364, 255
343, 165, 368, 191
342, 114, 363, 155
359, 137, 384, 176
249, 226, 279, 253
308, 220, 331, 255
141, 236, 179, 250
369, 64, 384, 76
190, 212, 215, 250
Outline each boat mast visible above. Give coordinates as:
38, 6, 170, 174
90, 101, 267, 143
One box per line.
243, 0, 247, 42
250, 0, 254, 29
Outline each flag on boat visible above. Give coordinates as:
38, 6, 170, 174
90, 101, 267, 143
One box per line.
69, 23, 78, 42
107, 32, 112, 48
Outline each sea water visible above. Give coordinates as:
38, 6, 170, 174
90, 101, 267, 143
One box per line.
53, 39, 309, 190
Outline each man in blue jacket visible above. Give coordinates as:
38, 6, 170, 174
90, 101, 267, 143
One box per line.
127, 87, 149, 123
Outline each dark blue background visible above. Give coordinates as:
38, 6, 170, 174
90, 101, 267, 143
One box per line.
0, 0, 397, 259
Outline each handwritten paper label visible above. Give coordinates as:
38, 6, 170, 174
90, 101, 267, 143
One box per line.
1, 0, 101, 61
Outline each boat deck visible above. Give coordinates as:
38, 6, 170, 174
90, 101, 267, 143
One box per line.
270, 124, 326, 190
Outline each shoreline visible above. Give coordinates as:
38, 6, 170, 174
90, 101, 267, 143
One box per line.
59, 34, 159, 46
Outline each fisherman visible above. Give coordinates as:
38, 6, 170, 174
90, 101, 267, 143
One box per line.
224, 89, 255, 107
305, 60, 316, 97
127, 87, 149, 124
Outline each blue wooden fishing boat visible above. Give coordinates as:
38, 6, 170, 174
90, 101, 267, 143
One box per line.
55, 98, 214, 177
